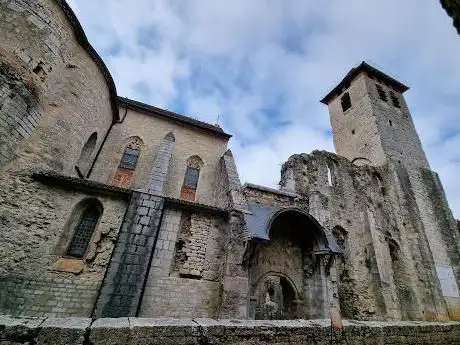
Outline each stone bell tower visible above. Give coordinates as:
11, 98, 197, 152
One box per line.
321, 62, 460, 321
320, 61, 429, 170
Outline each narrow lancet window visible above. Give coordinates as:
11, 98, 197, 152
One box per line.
180, 155, 204, 202
327, 166, 333, 186
75, 132, 97, 178
111, 136, 143, 188
66, 205, 101, 258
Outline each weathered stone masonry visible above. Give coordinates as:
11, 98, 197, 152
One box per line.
0, 173, 129, 317
2, 315, 460, 345
1, 0, 460, 333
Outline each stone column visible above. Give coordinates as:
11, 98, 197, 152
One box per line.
218, 150, 251, 319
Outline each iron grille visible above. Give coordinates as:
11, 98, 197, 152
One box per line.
120, 148, 139, 170
66, 207, 100, 258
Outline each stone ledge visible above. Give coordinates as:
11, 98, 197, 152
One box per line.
164, 196, 229, 218
243, 182, 300, 198
32, 171, 132, 198
1, 316, 460, 345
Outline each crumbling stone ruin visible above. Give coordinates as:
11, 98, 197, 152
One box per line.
1, 2, 460, 339
441, 0, 460, 34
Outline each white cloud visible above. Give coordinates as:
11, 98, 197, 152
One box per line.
71, 0, 460, 217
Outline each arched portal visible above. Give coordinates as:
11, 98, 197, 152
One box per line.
247, 208, 340, 320
252, 272, 299, 319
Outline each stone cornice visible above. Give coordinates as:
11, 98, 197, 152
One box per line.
32, 171, 132, 198
32, 171, 229, 217
164, 196, 229, 218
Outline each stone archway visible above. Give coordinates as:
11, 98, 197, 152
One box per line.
251, 272, 300, 319
247, 208, 340, 320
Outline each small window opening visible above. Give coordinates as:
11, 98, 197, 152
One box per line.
375, 84, 388, 102
327, 166, 333, 187
341, 92, 351, 112
389, 91, 401, 108
388, 240, 399, 262
75, 132, 97, 178
267, 286, 275, 300
66, 205, 101, 258
351, 129, 355, 135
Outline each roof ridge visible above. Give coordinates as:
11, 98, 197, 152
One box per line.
118, 97, 231, 139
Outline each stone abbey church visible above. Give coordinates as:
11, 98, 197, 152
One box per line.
1, 0, 460, 324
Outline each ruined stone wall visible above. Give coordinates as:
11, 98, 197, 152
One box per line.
413, 168, 460, 319
91, 108, 229, 206
0, 0, 114, 175
2, 316, 460, 345
441, 0, 460, 34
323, 65, 460, 320
281, 150, 451, 321
0, 178, 127, 317
139, 208, 228, 318
243, 185, 297, 207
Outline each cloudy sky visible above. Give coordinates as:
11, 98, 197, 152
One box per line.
68, 0, 460, 217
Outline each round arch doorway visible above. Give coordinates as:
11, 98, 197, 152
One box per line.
252, 272, 299, 320
247, 207, 340, 320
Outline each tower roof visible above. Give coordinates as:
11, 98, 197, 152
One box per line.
320, 62, 409, 104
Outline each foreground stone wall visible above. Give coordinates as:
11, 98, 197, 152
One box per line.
1, 316, 460, 345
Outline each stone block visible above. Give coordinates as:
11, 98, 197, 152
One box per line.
35, 317, 91, 345
0, 315, 45, 341
130, 318, 199, 345
90, 318, 130, 345
51, 258, 85, 274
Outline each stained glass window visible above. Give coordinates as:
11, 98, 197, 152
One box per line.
184, 167, 199, 188
119, 147, 139, 170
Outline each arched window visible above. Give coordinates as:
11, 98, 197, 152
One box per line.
111, 136, 143, 188
180, 155, 203, 202
75, 132, 97, 178
66, 202, 102, 258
